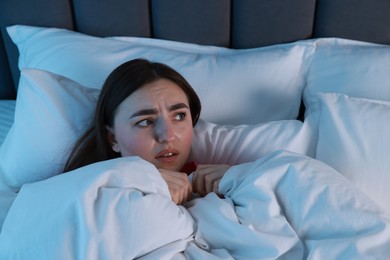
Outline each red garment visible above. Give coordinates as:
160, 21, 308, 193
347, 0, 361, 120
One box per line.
181, 161, 198, 175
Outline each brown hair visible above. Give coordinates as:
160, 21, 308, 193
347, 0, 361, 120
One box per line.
64, 58, 201, 172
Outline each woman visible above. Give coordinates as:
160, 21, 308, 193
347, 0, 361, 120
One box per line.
64, 58, 229, 205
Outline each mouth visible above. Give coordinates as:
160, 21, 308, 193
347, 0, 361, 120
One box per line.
159, 152, 176, 158
155, 149, 179, 161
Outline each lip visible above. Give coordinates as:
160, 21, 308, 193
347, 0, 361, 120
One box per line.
155, 148, 179, 163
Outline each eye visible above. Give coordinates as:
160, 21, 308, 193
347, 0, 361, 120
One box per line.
136, 119, 154, 127
173, 112, 186, 121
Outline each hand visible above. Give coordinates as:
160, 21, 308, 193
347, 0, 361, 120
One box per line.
159, 169, 193, 205
192, 164, 230, 197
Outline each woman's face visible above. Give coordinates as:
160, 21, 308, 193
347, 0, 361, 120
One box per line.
107, 79, 193, 171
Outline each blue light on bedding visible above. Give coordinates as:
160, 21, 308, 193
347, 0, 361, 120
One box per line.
0, 100, 15, 146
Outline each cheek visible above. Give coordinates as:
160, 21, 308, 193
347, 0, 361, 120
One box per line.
178, 125, 193, 152
115, 128, 150, 157
184, 129, 193, 147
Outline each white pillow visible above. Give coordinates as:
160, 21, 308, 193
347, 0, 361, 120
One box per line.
7, 25, 316, 125
190, 118, 316, 165
0, 69, 316, 191
304, 38, 390, 116
312, 92, 390, 213
0, 69, 99, 191
111, 36, 230, 54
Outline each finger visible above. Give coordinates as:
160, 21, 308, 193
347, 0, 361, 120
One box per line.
169, 185, 184, 205
191, 174, 200, 195
170, 188, 180, 205
192, 164, 231, 196
195, 165, 226, 195
159, 169, 192, 204
213, 178, 221, 194
204, 172, 222, 194
192, 170, 205, 195
194, 171, 214, 196
193, 166, 212, 195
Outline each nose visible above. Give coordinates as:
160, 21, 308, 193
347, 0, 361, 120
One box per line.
155, 119, 175, 143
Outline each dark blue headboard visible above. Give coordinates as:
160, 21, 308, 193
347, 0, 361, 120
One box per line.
1, 0, 390, 99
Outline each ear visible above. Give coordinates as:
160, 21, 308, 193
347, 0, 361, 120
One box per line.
106, 126, 120, 153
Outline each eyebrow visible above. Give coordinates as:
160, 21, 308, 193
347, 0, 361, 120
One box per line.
130, 103, 189, 118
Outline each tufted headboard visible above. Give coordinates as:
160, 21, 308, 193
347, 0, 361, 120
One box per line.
1, 0, 390, 100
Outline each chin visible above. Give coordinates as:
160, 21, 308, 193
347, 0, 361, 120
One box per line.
153, 156, 188, 172
154, 162, 182, 172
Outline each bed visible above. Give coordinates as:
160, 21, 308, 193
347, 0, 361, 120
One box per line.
1, 0, 390, 259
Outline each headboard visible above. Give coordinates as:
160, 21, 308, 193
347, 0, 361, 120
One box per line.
1, 0, 390, 100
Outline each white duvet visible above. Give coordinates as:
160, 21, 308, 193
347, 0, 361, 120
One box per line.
1, 150, 389, 259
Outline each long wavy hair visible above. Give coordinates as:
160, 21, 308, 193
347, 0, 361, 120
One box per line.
64, 58, 201, 172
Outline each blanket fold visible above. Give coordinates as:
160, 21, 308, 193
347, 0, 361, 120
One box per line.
1, 151, 389, 259
0, 157, 195, 259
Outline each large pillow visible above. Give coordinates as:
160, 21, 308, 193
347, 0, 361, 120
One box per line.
304, 38, 390, 116
111, 35, 230, 54
311, 92, 390, 213
190, 118, 316, 165
0, 69, 99, 191
0, 69, 315, 192
7, 25, 316, 125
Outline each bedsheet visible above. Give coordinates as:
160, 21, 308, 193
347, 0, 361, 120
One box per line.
0, 150, 389, 259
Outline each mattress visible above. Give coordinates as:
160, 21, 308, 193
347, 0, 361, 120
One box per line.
0, 100, 15, 146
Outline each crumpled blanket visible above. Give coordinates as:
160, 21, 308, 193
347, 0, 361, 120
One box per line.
1, 150, 389, 259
